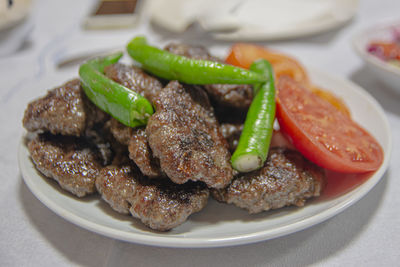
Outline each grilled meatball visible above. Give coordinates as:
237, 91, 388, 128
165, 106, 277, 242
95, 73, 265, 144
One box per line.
104, 63, 163, 104
96, 163, 209, 231
127, 128, 163, 178
146, 81, 233, 188
107, 118, 163, 178
165, 43, 217, 61
165, 43, 253, 109
28, 133, 104, 197
106, 117, 134, 146
212, 147, 324, 213
23, 79, 107, 136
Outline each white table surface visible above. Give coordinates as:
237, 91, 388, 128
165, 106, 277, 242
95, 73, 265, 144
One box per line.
1, 0, 400, 266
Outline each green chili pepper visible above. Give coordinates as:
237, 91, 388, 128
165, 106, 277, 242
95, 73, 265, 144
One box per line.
79, 52, 153, 128
126, 36, 268, 85
231, 59, 276, 172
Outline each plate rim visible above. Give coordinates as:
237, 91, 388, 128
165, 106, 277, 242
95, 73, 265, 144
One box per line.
19, 68, 392, 248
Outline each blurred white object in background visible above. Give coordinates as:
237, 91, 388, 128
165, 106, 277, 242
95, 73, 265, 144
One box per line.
150, 0, 358, 40
0, 0, 33, 56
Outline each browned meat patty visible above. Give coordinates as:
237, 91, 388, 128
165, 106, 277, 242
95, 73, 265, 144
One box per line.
127, 128, 163, 178
146, 81, 233, 188
107, 118, 163, 178
96, 162, 209, 231
107, 117, 133, 146
164, 43, 253, 109
220, 123, 243, 153
28, 133, 104, 197
212, 147, 324, 213
104, 63, 163, 104
164, 43, 218, 61
23, 79, 108, 136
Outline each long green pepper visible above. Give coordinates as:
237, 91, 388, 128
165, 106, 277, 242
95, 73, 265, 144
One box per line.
230, 60, 276, 172
79, 52, 154, 128
126, 36, 268, 85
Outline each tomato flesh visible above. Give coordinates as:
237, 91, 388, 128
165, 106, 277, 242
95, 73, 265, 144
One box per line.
276, 76, 383, 173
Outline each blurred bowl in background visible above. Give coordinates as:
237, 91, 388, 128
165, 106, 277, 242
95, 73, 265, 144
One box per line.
353, 20, 400, 94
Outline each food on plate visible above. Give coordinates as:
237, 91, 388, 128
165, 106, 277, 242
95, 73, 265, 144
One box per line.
104, 62, 164, 105
28, 133, 107, 197
96, 157, 209, 231
22, 79, 108, 136
108, 118, 163, 178
276, 76, 383, 173
367, 28, 400, 68
22, 37, 383, 231
79, 52, 154, 128
126, 36, 267, 85
310, 86, 351, 116
165, 42, 253, 109
212, 147, 324, 214
226, 43, 311, 87
146, 80, 233, 188
230, 59, 276, 173
226, 43, 350, 116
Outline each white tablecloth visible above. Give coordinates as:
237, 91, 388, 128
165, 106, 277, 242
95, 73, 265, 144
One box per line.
1, 0, 399, 266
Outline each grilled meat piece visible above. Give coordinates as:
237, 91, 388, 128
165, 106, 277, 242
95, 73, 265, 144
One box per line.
96, 162, 209, 231
212, 147, 324, 213
220, 123, 243, 153
127, 128, 163, 178
146, 81, 233, 188
104, 63, 163, 104
107, 117, 133, 146
23, 79, 107, 136
164, 43, 217, 61
28, 133, 105, 197
165, 43, 253, 109
107, 118, 163, 178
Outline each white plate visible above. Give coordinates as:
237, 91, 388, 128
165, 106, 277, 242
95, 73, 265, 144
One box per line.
353, 20, 400, 93
19, 68, 391, 248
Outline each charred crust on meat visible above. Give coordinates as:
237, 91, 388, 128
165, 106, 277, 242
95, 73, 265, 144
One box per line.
146, 81, 233, 188
22, 79, 109, 136
95, 161, 209, 231
28, 133, 105, 197
212, 147, 325, 213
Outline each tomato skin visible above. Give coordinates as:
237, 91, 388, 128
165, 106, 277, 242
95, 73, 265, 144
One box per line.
226, 43, 310, 87
276, 76, 383, 173
226, 43, 351, 116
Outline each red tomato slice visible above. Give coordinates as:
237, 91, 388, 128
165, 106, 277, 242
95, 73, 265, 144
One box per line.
226, 43, 311, 87
276, 76, 383, 173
